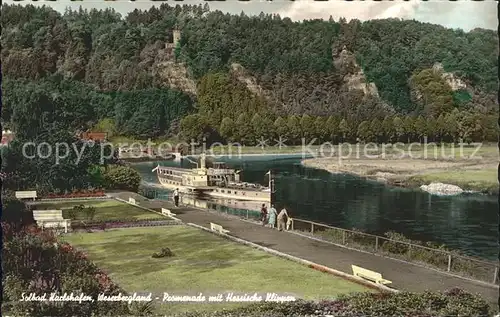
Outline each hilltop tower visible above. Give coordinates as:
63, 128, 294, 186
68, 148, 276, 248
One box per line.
173, 29, 181, 46
164, 28, 181, 59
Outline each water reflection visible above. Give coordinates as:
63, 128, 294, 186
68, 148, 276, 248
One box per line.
134, 157, 498, 260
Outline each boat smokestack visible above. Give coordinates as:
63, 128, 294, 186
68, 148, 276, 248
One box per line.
200, 152, 206, 169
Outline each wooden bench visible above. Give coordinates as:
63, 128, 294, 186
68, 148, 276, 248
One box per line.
33, 210, 70, 233
15, 191, 37, 201
352, 265, 392, 285
128, 197, 136, 205
161, 208, 176, 216
210, 222, 230, 234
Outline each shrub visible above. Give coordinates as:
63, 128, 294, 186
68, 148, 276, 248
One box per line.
152, 247, 174, 258
177, 290, 491, 317
67, 204, 85, 220
380, 231, 411, 254
103, 165, 141, 192
1, 194, 35, 230
83, 206, 97, 221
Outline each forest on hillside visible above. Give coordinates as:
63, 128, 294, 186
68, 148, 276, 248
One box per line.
1, 3, 498, 144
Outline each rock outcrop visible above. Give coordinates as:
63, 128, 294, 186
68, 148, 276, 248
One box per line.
420, 182, 464, 196
230, 63, 265, 96
334, 46, 380, 97
432, 63, 467, 91
154, 61, 197, 96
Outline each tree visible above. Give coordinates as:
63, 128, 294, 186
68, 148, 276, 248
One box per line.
357, 121, 371, 142
338, 119, 349, 143
381, 116, 394, 143
409, 68, 455, 117
93, 118, 116, 138
299, 114, 315, 141
435, 114, 446, 143
234, 113, 253, 145
286, 115, 301, 145
392, 116, 404, 143
252, 113, 269, 145
103, 165, 141, 192
458, 112, 483, 144
403, 116, 415, 143
313, 116, 327, 142
426, 116, 437, 142
444, 111, 459, 143
369, 118, 382, 143
274, 117, 289, 141
180, 114, 211, 144
219, 117, 236, 143
414, 116, 427, 143
261, 116, 275, 142
324, 116, 338, 142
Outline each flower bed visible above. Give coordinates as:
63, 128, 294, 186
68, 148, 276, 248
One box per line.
71, 218, 180, 230
43, 190, 106, 199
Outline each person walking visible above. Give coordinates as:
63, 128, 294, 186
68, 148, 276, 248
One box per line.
173, 188, 180, 207
286, 211, 293, 231
267, 205, 278, 228
260, 204, 268, 225
277, 207, 289, 231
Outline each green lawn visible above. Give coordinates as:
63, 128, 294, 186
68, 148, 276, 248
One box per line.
64, 226, 370, 314
33, 200, 160, 221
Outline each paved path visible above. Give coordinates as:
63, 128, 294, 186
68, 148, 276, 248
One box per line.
107, 191, 498, 304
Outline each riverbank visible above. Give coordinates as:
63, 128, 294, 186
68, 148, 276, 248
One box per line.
301, 144, 498, 195
118, 147, 316, 162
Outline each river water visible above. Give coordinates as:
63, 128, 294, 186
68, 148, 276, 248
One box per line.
134, 155, 498, 261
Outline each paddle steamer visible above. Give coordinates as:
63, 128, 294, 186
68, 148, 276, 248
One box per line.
152, 153, 273, 202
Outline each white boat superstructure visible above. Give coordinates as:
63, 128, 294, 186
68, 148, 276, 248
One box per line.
153, 153, 273, 202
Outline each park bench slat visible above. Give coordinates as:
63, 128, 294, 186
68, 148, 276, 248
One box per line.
210, 222, 230, 234
161, 208, 176, 216
15, 191, 37, 200
352, 265, 392, 285
33, 210, 69, 233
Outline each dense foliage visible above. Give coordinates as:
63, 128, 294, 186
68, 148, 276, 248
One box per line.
2, 77, 193, 140
1, 192, 35, 230
1, 3, 497, 145
193, 108, 494, 145
102, 165, 142, 192
1, 132, 115, 193
174, 289, 492, 317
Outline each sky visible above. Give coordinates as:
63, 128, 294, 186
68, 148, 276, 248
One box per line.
3, 0, 497, 32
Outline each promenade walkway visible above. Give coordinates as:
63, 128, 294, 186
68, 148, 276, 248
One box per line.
107, 191, 498, 304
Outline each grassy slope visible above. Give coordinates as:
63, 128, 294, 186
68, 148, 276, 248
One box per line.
64, 226, 370, 314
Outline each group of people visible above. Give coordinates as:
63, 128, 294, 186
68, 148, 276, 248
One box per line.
260, 204, 292, 231
173, 188, 292, 232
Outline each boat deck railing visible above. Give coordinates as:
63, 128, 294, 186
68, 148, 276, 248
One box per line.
227, 182, 267, 191
207, 169, 235, 175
